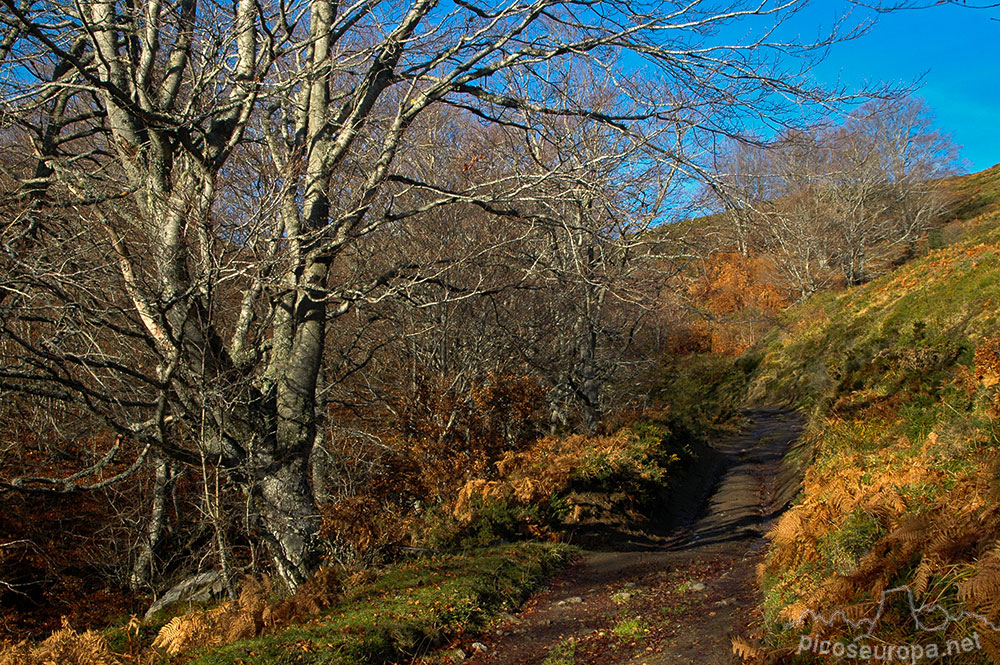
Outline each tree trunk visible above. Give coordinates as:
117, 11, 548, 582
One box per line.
251, 451, 320, 590
129, 456, 171, 590
576, 325, 603, 433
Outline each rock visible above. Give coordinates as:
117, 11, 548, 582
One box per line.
144, 570, 227, 620
472, 642, 488, 653
447, 648, 467, 662
556, 596, 584, 606
688, 581, 707, 592
612, 591, 634, 603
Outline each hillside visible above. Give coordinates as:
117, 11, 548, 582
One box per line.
735, 163, 1000, 662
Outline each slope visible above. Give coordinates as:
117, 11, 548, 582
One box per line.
737, 163, 1000, 663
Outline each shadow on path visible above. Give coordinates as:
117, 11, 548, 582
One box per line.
452, 406, 805, 665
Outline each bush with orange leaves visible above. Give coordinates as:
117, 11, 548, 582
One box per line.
686, 252, 791, 355
150, 569, 341, 657
320, 494, 416, 565
442, 421, 695, 546
319, 370, 698, 556
396, 371, 548, 503
317, 371, 548, 560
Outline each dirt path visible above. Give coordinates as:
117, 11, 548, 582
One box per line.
458, 407, 804, 665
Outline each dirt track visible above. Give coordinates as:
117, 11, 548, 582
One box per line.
459, 407, 805, 665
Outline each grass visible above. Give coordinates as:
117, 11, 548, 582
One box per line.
816, 508, 883, 576
611, 617, 650, 641
652, 352, 762, 431
182, 542, 574, 665
541, 638, 579, 665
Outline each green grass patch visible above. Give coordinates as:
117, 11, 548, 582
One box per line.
651, 352, 762, 429
184, 542, 574, 665
818, 509, 883, 576
571, 420, 698, 496
611, 616, 650, 640
541, 638, 579, 665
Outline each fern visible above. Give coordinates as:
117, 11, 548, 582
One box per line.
731, 635, 765, 662
0, 621, 121, 665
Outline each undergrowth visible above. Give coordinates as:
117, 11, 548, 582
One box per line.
186, 543, 572, 665
423, 417, 708, 549
0, 543, 573, 665
652, 351, 763, 430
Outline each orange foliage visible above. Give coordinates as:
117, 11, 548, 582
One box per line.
0, 619, 123, 665
662, 321, 713, 356
762, 426, 1000, 651
975, 335, 1000, 390
318, 371, 548, 557
396, 371, 547, 503
451, 429, 635, 522
974, 335, 1000, 416
689, 252, 790, 318
151, 570, 340, 657
685, 252, 791, 355
320, 495, 414, 560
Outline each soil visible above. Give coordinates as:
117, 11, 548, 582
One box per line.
444, 407, 805, 665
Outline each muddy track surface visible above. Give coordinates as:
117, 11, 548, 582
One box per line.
459, 407, 805, 665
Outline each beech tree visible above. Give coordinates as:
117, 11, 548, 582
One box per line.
715, 97, 959, 297
826, 98, 960, 282
0, 0, 878, 589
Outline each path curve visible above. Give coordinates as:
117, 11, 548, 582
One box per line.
462, 407, 804, 665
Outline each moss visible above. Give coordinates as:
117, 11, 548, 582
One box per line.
541, 638, 579, 665
185, 543, 574, 665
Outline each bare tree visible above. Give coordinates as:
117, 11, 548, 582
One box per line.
714, 97, 959, 297
827, 97, 960, 282
0, 0, 879, 589
485, 107, 682, 431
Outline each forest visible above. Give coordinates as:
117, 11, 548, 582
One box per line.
0, 0, 997, 663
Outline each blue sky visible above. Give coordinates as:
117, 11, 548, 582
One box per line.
800, 3, 1000, 173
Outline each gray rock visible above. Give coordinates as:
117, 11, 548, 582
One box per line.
687, 581, 707, 592
472, 642, 488, 653
144, 570, 227, 620
556, 596, 584, 606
